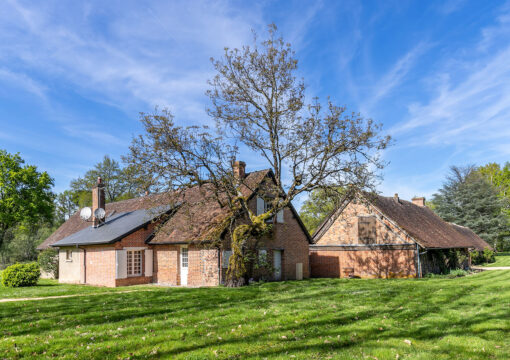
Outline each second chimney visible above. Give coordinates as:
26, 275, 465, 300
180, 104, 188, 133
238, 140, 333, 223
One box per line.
412, 197, 426, 207
92, 177, 106, 227
233, 161, 246, 180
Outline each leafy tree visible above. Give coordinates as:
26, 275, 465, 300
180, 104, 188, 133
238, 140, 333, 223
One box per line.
125, 25, 390, 286
0, 150, 54, 251
38, 248, 59, 278
300, 188, 345, 235
55, 190, 79, 224
4, 224, 54, 264
432, 165, 509, 249
477, 162, 510, 214
69, 155, 141, 207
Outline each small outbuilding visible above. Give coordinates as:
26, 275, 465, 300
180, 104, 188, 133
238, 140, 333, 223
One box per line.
310, 193, 491, 278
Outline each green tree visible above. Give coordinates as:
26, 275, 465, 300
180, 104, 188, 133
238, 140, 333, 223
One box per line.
0, 150, 54, 251
55, 190, 79, 224
432, 165, 509, 249
69, 155, 141, 207
300, 188, 345, 235
477, 162, 510, 214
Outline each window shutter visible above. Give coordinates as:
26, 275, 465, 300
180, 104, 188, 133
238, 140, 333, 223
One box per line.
257, 196, 265, 215
222, 250, 232, 268
116, 249, 127, 279
276, 208, 284, 223
145, 249, 153, 277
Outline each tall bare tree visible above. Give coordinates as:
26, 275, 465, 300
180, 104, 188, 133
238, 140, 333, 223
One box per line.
125, 25, 390, 286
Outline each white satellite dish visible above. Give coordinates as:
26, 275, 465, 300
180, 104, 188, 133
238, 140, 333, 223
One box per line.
80, 207, 92, 221
94, 207, 106, 220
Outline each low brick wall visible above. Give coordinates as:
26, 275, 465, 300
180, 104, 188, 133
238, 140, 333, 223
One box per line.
310, 245, 417, 278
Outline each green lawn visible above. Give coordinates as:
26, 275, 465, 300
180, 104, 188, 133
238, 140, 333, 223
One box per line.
0, 278, 152, 299
1, 272, 509, 359
483, 252, 510, 267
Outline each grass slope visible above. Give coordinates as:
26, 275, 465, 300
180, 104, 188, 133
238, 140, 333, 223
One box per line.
484, 253, 510, 267
1, 272, 509, 359
0, 278, 151, 299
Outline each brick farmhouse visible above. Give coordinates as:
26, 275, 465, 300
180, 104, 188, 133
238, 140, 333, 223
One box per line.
38, 162, 311, 287
310, 193, 491, 278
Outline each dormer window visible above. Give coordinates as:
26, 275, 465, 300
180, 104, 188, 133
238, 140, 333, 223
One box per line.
256, 196, 284, 223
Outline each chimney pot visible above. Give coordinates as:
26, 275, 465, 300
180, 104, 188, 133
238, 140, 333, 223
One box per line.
233, 160, 246, 180
412, 196, 426, 207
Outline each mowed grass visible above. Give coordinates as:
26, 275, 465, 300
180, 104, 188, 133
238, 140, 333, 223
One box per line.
0, 278, 152, 299
483, 253, 510, 267
1, 272, 509, 359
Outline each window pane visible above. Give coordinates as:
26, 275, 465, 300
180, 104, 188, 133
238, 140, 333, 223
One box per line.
181, 248, 188, 268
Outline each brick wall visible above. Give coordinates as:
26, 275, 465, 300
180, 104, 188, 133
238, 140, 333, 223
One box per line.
188, 247, 220, 286
310, 247, 416, 278
154, 245, 179, 285
71, 223, 157, 287
316, 201, 413, 245
84, 246, 116, 287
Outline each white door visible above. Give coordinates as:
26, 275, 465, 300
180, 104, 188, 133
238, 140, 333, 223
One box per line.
180, 246, 188, 286
273, 250, 282, 280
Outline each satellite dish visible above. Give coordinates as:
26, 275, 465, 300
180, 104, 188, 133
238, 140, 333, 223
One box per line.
80, 207, 92, 221
94, 208, 106, 220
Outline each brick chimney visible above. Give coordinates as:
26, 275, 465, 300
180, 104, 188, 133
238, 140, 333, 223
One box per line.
393, 193, 399, 203
412, 196, 426, 207
233, 160, 246, 180
92, 177, 106, 227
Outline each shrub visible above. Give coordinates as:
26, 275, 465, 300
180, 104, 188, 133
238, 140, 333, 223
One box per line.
471, 248, 496, 265
1, 262, 40, 287
447, 269, 468, 278
38, 248, 59, 278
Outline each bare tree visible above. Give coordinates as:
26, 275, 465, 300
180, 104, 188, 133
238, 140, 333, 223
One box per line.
125, 25, 390, 286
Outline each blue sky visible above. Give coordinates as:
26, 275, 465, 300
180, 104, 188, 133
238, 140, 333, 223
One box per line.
1, 0, 510, 206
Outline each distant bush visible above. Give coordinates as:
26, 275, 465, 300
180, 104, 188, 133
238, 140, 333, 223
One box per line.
471, 248, 496, 265
1, 262, 40, 287
447, 269, 468, 278
38, 248, 59, 278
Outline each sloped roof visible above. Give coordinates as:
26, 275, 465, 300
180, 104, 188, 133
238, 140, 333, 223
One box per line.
449, 223, 492, 251
37, 193, 173, 250
371, 195, 487, 249
41, 169, 310, 248
148, 169, 299, 244
313, 193, 492, 250
50, 206, 172, 247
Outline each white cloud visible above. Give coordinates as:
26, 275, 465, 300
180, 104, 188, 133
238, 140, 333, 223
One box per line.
0, 68, 47, 99
0, 1, 265, 121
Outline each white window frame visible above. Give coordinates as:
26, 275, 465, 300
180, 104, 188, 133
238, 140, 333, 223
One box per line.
65, 249, 72, 262
127, 250, 143, 277
181, 247, 189, 268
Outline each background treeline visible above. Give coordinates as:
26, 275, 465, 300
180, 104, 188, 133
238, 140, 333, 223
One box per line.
300, 163, 510, 251
0, 151, 145, 268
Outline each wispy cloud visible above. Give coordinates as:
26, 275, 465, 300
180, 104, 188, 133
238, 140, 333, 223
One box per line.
0, 68, 47, 99
0, 1, 264, 121
361, 42, 429, 114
